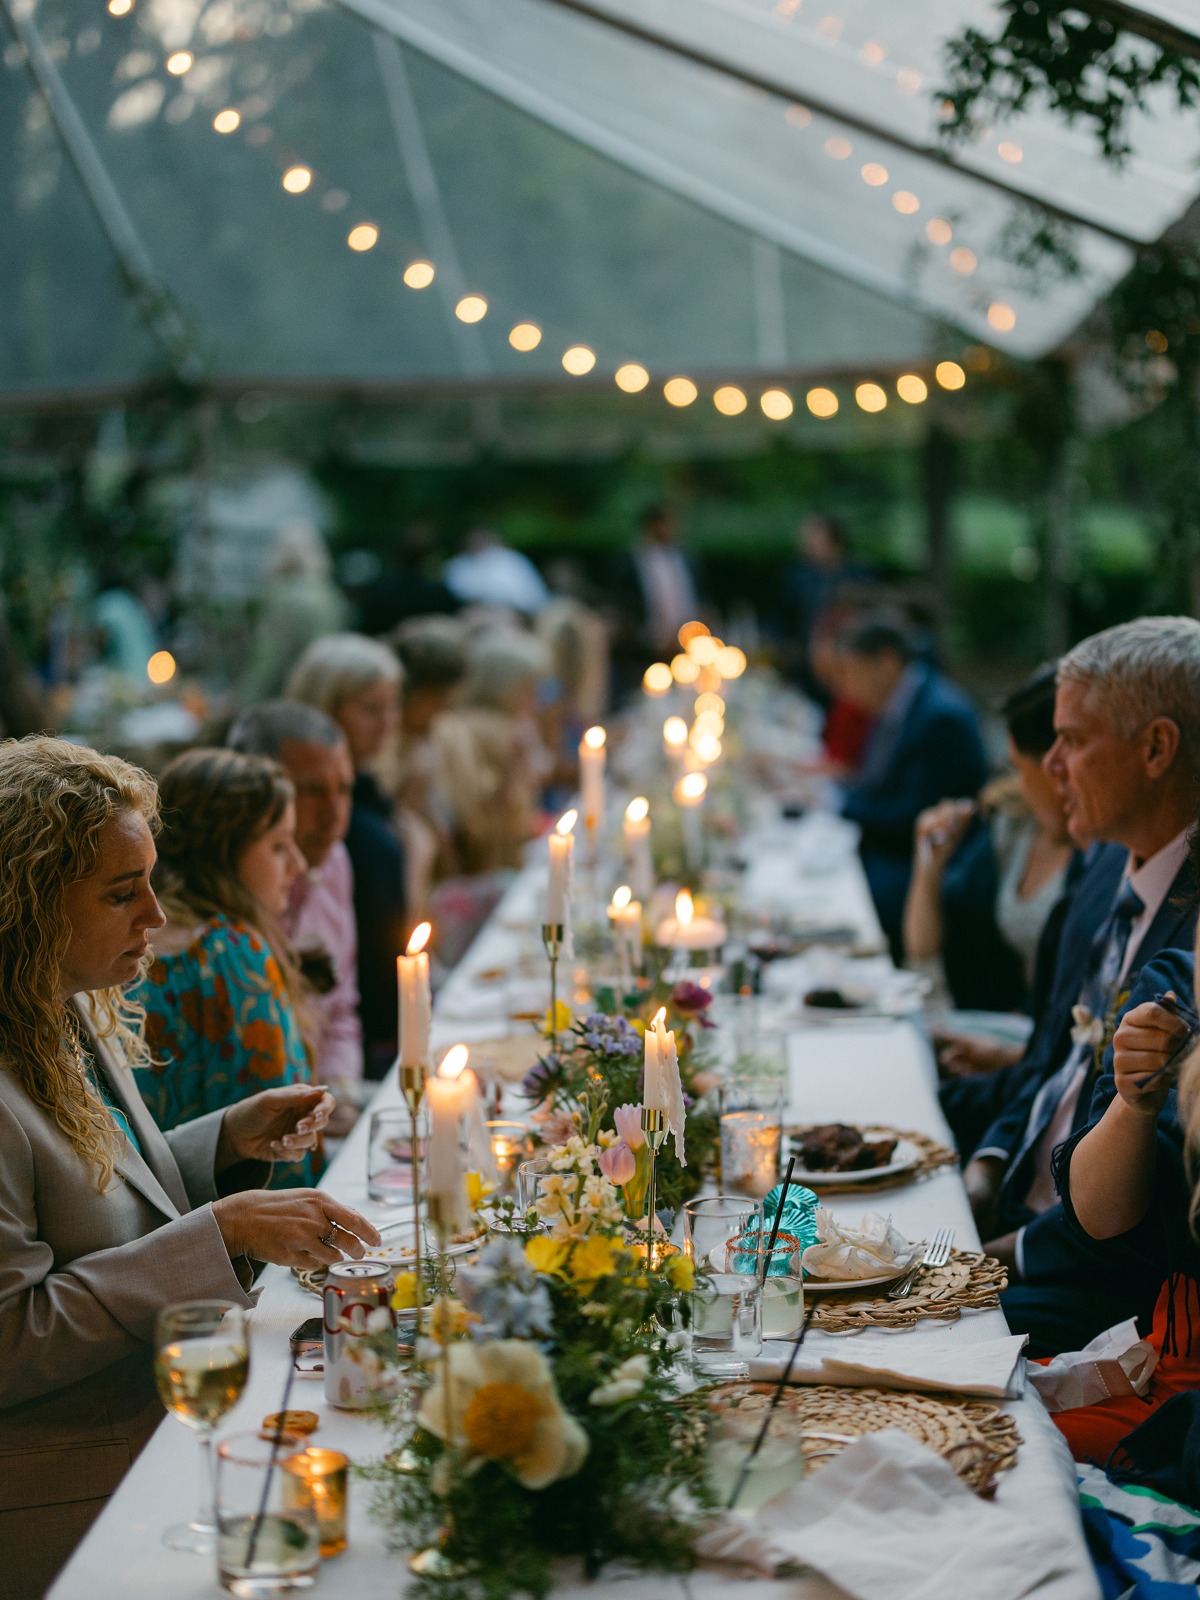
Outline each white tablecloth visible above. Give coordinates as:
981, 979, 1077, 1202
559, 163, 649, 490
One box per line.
50, 840, 1099, 1600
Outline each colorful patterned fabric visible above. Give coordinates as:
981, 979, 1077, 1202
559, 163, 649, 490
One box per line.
1079, 1464, 1200, 1597
133, 916, 315, 1187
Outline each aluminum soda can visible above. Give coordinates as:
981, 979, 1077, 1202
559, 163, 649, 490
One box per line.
322, 1260, 399, 1409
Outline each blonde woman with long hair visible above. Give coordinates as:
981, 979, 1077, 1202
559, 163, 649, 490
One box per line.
0, 737, 379, 1595
131, 748, 318, 1185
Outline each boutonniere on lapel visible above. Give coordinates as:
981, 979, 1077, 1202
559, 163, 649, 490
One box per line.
1070, 1005, 1105, 1050
1076, 987, 1132, 1079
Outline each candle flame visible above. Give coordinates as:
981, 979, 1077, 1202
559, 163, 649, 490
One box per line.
612, 884, 632, 909
687, 634, 720, 667
678, 620, 709, 647
663, 716, 688, 748
693, 731, 722, 764
406, 921, 432, 957
642, 662, 673, 695
715, 644, 747, 679
651, 1005, 668, 1029
556, 809, 578, 836
626, 795, 649, 823
438, 1044, 469, 1080
583, 725, 606, 750
675, 889, 694, 927
677, 771, 707, 802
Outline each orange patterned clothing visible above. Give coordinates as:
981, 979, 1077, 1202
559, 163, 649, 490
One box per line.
133, 916, 314, 1187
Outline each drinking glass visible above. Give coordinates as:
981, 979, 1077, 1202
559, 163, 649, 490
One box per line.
706, 1406, 806, 1511
732, 1228, 805, 1339
517, 1157, 552, 1217
216, 1431, 319, 1597
720, 1083, 783, 1198
155, 1300, 250, 1553
486, 1121, 535, 1196
683, 1196, 764, 1376
367, 1107, 424, 1205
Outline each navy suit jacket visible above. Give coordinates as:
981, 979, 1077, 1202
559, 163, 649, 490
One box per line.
1019, 947, 1196, 1310
939, 842, 1126, 1158
994, 852, 1198, 1232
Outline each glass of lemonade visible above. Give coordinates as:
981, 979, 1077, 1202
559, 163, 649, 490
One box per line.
706, 1406, 806, 1512
745, 1229, 805, 1339
683, 1196, 764, 1377
216, 1432, 319, 1597
155, 1300, 250, 1554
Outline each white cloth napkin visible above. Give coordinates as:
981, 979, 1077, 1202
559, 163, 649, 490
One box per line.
748, 1334, 1029, 1399
801, 1209, 918, 1282
1026, 1317, 1158, 1413
697, 1429, 1084, 1600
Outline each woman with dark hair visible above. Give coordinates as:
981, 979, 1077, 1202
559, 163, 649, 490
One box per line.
132, 748, 317, 1184
903, 663, 1074, 1015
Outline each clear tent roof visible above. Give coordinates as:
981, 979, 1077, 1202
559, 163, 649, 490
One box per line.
3, 0, 1199, 399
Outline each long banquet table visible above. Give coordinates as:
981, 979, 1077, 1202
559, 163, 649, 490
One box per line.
51, 817, 1101, 1600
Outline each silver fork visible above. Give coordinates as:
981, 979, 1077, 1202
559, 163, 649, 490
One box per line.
886, 1226, 955, 1299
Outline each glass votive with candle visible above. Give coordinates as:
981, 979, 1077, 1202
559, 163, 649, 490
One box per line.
282, 1446, 349, 1559
486, 1121, 534, 1195
720, 1084, 783, 1199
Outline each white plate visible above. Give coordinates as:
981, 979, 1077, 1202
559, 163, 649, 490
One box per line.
786, 1134, 922, 1186
801, 1260, 917, 1295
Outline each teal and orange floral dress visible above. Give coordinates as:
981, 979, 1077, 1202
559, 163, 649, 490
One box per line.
133, 916, 316, 1187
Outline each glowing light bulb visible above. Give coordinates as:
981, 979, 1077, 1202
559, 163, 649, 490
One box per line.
455, 294, 487, 322
509, 321, 541, 351
988, 302, 1016, 333
856, 382, 887, 413
935, 361, 966, 391
664, 377, 698, 407
950, 247, 977, 275
404, 260, 435, 289
861, 162, 889, 186
281, 166, 311, 194
643, 662, 672, 695
146, 650, 176, 684
897, 374, 928, 404
925, 218, 952, 246
893, 191, 920, 214
713, 385, 747, 416
165, 50, 192, 74
212, 108, 240, 133
615, 363, 649, 393
806, 387, 838, 418
760, 389, 794, 420
347, 224, 378, 252
562, 345, 596, 376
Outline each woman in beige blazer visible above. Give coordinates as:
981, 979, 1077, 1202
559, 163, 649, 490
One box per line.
0, 737, 381, 1598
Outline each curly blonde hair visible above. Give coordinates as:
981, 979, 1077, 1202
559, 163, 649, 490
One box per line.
0, 736, 159, 1191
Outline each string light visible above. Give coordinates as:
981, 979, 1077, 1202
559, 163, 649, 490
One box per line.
509, 322, 541, 350
949, 247, 977, 275
998, 141, 1023, 164
896, 374, 928, 404
935, 361, 966, 390
281, 166, 311, 194
455, 294, 488, 322
562, 345, 596, 375
988, 302, 1017, 333
855, 382, 887, 413
664, 377, 698, 407
823, 136, 852, 160
892, 190, 920, 214
760, 389, 793, 420
806, 387, 838, 418
165, 50, 192, 74
107, 0, 133, 15
346, 224, 378, 252
925, 218, 953, 246
713, 385, 747, 415
861, 162, 889, 186
615, 363, 649, 393
212, 108, 239, 133
403, 260, 435, 289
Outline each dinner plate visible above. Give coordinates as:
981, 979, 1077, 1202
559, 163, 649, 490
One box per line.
785, 1134, 922, 1186
801, 1260, 916, 1295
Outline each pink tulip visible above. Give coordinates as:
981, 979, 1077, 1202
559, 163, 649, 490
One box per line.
599, 1141, 637, 1187
613, 1102, 646, 1150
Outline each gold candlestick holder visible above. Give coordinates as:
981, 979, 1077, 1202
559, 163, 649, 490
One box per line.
408, 1197, 467, 1581
640, 1105, 667, 1268
398, 1060, 429, 1340
542, 922, 563, 1053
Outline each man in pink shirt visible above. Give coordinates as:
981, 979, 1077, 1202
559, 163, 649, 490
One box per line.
228, 701, 363, 1128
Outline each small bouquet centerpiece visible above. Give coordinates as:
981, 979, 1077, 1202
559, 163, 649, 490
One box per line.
365, 1135, 710, 1599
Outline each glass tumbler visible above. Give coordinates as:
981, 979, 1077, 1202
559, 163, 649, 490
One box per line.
367, 1107, 424, 1205
683, 1196, 764, 1377
215, 1431, 319, 1597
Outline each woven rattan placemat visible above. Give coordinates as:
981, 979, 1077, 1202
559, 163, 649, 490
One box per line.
785, 1125, 959, 1193
713, 1382, 1020, 1496
808, 1248, 1007, 1333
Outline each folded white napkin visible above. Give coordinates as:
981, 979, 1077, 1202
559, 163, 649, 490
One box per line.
698, 1429, 1082, 1600
1026, 1317, 1158, 1413
748, 1334, 1029, 1400
801, 1208, 918, 1282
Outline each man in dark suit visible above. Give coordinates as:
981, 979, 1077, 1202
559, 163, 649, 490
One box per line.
837, 614, 988, 960
948, 617, 1200, 1353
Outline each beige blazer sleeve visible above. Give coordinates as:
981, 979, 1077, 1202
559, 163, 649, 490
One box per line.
0, 1096, 253, 1412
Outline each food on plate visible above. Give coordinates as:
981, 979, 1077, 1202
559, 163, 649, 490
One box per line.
794, 1122, 897, 1172
802, 986, 862, 1011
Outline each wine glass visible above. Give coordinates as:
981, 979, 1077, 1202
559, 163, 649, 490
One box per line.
155, 1300, 250, 1553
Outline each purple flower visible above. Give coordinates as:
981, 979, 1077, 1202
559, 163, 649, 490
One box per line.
613, 1102, 646, 1150
521, 1054, 560, 1098
598, 1141, 636, 1186
672, 981, 713, 1016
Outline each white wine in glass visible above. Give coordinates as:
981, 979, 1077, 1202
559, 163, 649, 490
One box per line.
155, 1301, 249, 1554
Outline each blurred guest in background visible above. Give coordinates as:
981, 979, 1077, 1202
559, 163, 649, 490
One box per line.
536, 596, 612, 808
808, 608, 874, 779
391, 614, 469, 887
434, 629, 551, 873
350, 521, 459, 637
134, 749, 317, 1185
244, 523, 350, 701
227, 702, 362, 1125
609, 504, 700, 693
776, 515, 871, 693
838, 612, 987, 959
443, 528, 549, 618
286, 634, 408, 1081
903, 664, 1073, 1015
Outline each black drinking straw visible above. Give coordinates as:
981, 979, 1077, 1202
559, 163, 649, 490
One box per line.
245, 1356, 297, 1567
726, 1299, 818, 1511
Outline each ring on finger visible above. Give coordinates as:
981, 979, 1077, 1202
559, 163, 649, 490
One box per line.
319, 1221, 340, 1249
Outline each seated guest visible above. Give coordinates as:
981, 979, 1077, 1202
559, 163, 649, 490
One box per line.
227, 702, 363, 1127
133, 749, 316, 1185
950, 618, 1200, 1352
286, 634, 408, 1082
0, 736, 379, 1596
837, 612, 988, 960
391, 614, 470, 889
1044, 927, 1197, 1458
433, 628, 552, 873
904, 664, 1072, 1015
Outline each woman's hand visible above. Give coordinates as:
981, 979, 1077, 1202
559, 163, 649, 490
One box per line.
913, 799, 974, 875
1111, 996, 1190, 1117
213, 1189, 382, 1270
216, 1085, 336, 1170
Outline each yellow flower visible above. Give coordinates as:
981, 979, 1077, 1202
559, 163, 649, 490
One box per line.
429, 1295, 475, 1344
666, 1254, 695, 1293
525, 1235, 569, 1276
568, 1234, 623, 1286
466, 1170, 495, 1211
542, 999, 574, 1038
628, 1017, 648, 1037
419, 1340, 589, 1490
390, 1271, 419, 1311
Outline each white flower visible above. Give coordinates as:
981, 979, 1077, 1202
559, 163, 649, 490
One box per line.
588, 1355, 651, 1407
1070, 1005, 1105, 1048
